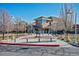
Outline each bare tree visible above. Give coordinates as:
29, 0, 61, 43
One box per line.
14, 17, 28, 37
0, 9, 13, 40
60, 4, 74, 42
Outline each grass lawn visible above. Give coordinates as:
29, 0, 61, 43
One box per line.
0, 33, 27, 41
0, 33, 79, 44
58, 34, 79, 43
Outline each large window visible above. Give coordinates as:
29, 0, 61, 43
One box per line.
41, 19, 46, 26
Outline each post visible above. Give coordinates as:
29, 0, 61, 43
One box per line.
63, 4, 68, 41
50, 37, 52, 42
38, 29, 40, 42
3, 31, 4, 40
74, 12, 78, 44
26, 38, 28, 43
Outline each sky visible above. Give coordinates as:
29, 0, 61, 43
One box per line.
0, 3, 79, 24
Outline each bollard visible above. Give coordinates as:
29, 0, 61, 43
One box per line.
50, 38, 52, 42
38, 38, 40, 42
26, 38, 28, 43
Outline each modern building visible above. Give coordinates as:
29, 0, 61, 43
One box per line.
73, 24, 79, 33
33, 16, 73, 34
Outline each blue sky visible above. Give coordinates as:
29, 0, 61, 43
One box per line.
0, 3, 79, 24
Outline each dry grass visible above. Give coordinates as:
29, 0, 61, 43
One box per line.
58, 34, 79, 43
0, 33, 27, 41
0, 33, 79, 44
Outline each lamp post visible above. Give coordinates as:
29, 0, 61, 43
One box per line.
74, 12, 78, 44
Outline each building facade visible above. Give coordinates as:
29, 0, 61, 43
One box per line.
33, 16, 73, 34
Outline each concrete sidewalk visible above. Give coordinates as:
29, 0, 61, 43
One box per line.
0, 45, 78, 56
